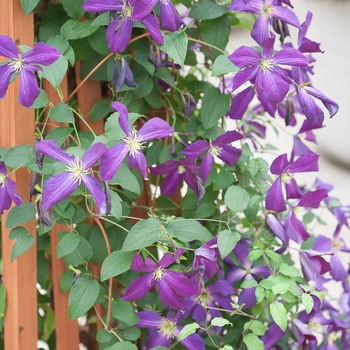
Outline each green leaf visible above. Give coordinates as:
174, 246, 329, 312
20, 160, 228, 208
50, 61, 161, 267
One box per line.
217, 230, 240, 258
88, 27, 110, 55
201, 87, 230, 130
159, 31, 188, 68
62, 0, 85, 18
224, 186, 250, 212
122, 326, 141, 341
218, 346, 234, 350
112, 298, 139, 325
109, 163, 141, 195
244, 320, 266, 336
265, 249, 282, 263
155, 67, 176, 87
302, 293, 314, 314
211, 317, 232, 327
243, 333, 264, 350
105, 342, 138, 350
46, 35, 69, 54
57, 232, 80, 258
110, 190, 123, 220
61, 19, 99, 40
9, 226, 35, 261
91, 12, 110, 27
134, 51, 155, 76
6, 203, 36, 228
255, 286, 265, 304
189, 0, 227, 20
212, 55, 239, 76
90, 100, 112, 122
272, 283, 291, 296
64, 236, 93, 265
96, 329, 113, 343
29, 89, 49, 109
241, 280, 258, 289
213, 170, 234, 190
3, 144, 32, 168
104, 112, 142, 140
46, 127, 74, 146
49, 103, 75, 123
20, 0, 40, 16
43, 308, 55, 340
177, 323, 200, 341
247, 249, 263, 261
122, 218, 162, 251
100, 251, 135, 281
68, 276, 100, 319
279, 264, 301, 278
0, 284, 6, 318
270, 302, 287, 331
166, 219, 213, 242
40, 55, 68, 89
80, 51, 114, 81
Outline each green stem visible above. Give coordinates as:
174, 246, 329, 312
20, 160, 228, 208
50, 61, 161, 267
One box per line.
187, 37, 226, 55
69, 106, 97, 138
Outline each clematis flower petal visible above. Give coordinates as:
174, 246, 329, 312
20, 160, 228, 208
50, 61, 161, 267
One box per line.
231, 66, 260, 91
285, 209, 310, 243
142, 14, 164, 45
36, 140, 75, 166
149, 160, 179, 176
41, 172, 78, 210
226, 268, 247, 284
5, 178, 22, 206
285, 178, 302, 199
238, 286, 256, 309
182, 140, 209, 159
159, 0, 183, 31
262, 323, 286, 349
82, 0, 123, 12
100, 143, 129, 181
266, 177, 287, 212
22, 42, 60, 66
304, 86, 339, 118
289, 153, 318, 173
298, 189, 328, 208
229, 86, 255, 120
273, 48, 308, 66
160, 169, 184, 196
157, 277, 184, 309
82, 174, 106, 214
146, 328, 172, 349
251, 15, 271, 46
128, 150, 148, 179
122, 273, 155, 301
130, 253, 158, 272
214, 130, 243, 145
270, 153, 289, 175
136, 310, 162, 328
137, 118, 173, 142
81, 142, 108, 169
111, 101, 131, 135
272, 4, 300, 27
18, 68, 41, 107
198, 153, 213, 184
218, 145, 242, 167
229, 45, 261, 68
0, 64, 14, 100
106, 16, 133, 53
0, 35, 19, 59
180, 332, 206, 350
130, 0, 157, 21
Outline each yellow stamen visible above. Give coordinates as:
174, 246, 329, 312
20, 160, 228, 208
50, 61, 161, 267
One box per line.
65, 158, 89, 184
158, 318, 176, 339
123, 130, 145, 157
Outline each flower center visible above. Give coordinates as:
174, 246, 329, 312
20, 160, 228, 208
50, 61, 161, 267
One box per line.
209, 145, 222, 157
9, 54, 25, 73
66, 158, 89, 184
158, 318, 176, 339
177, 165, 186, 174
259, 58, 273, 72
0, 174, 6, 187
261, 3, 273, 17
153, 267, 165, 281
198, 288, 213, 306
332, 238, 343, 251
281, 172, 293, 184
123, 130, 145, 157
123, 3, 133, 18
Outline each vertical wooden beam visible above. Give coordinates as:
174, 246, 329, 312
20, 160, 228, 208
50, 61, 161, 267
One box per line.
43, 79, 81, 350
0, 1, 37, 349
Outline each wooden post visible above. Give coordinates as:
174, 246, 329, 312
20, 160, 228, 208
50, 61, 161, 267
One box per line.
0, 1, 37, 349
43, 79, 81, 350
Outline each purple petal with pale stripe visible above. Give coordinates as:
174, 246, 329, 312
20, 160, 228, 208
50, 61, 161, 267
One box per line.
214, 130, 243, 145
266, 213, 287, 242
219, 145, 242, 167
229, 46, 261, 68
100, 143, 129, 181
82, 0, 123, 12
272, 5, 300, 27
160, 170, 183, 196
285, 178, 302, 199
130, 0, 157, 21
262, 36, 275, 58
289, 154, 318, 173
81, 142, 108, 169
157, 278, 184, 309
23, 42, 60, 66
159, 252, 177, 268
6, 178, 22, 206
0, 64, 13, 100
182, 140, 209, 159
199, 153, 213, 184
42, 172, 78, 210
130, 254, 158, 272
0, 183, 12, 215
304, 86, 339, 118
36, 140, 75, 165
122, 273, 155, 301
18, 69, 40, 107
143, 14, 164, 45
229, 86, 255, 120
238, 286, 256, 308
265, 178, 287, 212
274, 48, 308, 66
251, 15, 271, 46
298, 88, 324, 126
0, 35, 19, 59
298, 189, 327, 208
149, 160, 179, 176
160, 0, 183, 31
330, 254, 348, 281
136, 310, 161, 328
285, 210, 310, 243
270, 153, 289, 175
226, 268, 246, 284
112, 101, 131, 135
164, 270, 198, 297
262, 323, 285, 349
82, 174, 106, 214
128, 150, 148, 179
180, 332, 206, 350
231, 66, 259, 91
107, 16, 133, 53
313, 235, 332, 252
137, 118, 173, 142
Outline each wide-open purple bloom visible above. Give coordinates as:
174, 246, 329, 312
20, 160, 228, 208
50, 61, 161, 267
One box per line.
149, 158, 204, 202
100, 101, 173, 180
265, 153, 319, 212
83, 0, 163, 53
182, 131, 243, 183
229, 0, 301, 46
122, 249, 198, 309
0, 35, 60, 107
229, 36, 308, 103
0, 161, 22, 215
36, 140, 108, 214
136, 311, 205, 350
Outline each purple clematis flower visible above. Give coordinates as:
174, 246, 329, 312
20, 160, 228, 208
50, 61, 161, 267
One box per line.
229, 0, 301, 46
82, 0, 163, 53
36, 140, 108, 214
149, 158, 204, 202
229, 36, 309, 104
136, 310, 205, 350
0, 161, 22, 215
122, 249, 198, 309
182, 131, 243, 183
265, 153, 319, 213
292, 318, 317, 350
100, 101, 173, 180
0, 35, 60, 107
299, 249, 331, 281
261, 323, 285, 349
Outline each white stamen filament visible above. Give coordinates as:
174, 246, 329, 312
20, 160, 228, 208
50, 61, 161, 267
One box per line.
209, 144, 222, 157
157, 318, 176, 339
123, 130, 145, 157
8, 54, 25, 73
66, 158, 89, 184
